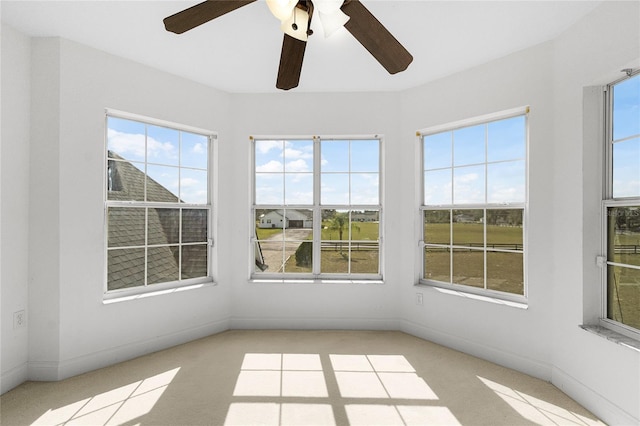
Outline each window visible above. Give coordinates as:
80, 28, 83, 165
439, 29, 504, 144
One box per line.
603, 71, 640, 332
252, 137, 381, 279
419, 108, 528, 299
105, 111, 214, 293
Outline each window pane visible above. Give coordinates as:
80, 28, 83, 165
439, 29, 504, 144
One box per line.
146, 165, 180, 202
352, 210, 379, 241
612, 137, 640, 198
282, 209, 313, 239
284, 140, 313, 172
284, 242, 313, 273
285, 173, 313, 205
486, 209, 523, 249
351, 173, 379, 204
322, 173, 349, 204
454, 124, 485, 166
487, 251, 523, 295
255, 240, 284, 273
182, 209, 208, 243
256, 140, 284, 173
350, 244, 379, 274
107, 117, 146, 163
452, 209, 484, 247
424, 210, 450, 245
256, 173, 284, 205
106, 158, 146, 201
322, 140, 349, 172
607, 206, 640, 268
180, 168, 208, 204
147, 246, 179, 284
351, 140, 379, 172
487, 160, 525, 203
452, 249, 484, 288
256, 209, 285, 234
487, 116, 526, 162
108, 248, 145, 290
147, 125, 179, 166
182, 245, 208, 279
322, 210, 350, 241
424, 169, 451, 205
424, 247, 450, 282
453, 165, 485, 204
424, 132, 452, 170
321, 246, 349, 274
607, 265, 640, 330
613, 75, 640, 141
108, 207, 145, 248
181, 132, 208, 170
148, 208, 179, 245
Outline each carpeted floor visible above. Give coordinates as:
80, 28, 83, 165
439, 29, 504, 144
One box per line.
0, 330, 603, 425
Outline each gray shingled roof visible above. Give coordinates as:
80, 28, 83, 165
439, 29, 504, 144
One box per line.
107, 152, 207, 290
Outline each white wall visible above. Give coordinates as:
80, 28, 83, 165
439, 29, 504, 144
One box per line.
550, 2, 640, 424
26, 37, 234, 381
399, 41, 556, 379
1, 2, 639, 423
1, 24, 31, 394
227, 92, 404, 329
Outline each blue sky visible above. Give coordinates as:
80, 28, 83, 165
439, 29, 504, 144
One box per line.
107, 117, 209, 204
255, 139, 380, 205
423, 115, 526, 205
612, 75, 640, 198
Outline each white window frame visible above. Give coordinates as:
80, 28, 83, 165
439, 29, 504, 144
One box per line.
600, 70, 640, 339
104, 109, 216, 299
417, 107, 529, 304
251, 135, 384, 281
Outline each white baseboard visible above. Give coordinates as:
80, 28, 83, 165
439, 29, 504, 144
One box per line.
400, 319, 552, 381
552, 366, 638, 426
230, 316, 401, 331
0, 362, 28, 395
28, 318, 231, 383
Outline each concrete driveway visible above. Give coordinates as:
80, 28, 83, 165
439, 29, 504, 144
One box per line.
259, 229, 312, 272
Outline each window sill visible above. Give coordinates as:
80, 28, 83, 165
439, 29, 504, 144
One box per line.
415, 282, 528, 310
103, 281, 216, 305
249, 278, 385, 285
579, 325, 640, 352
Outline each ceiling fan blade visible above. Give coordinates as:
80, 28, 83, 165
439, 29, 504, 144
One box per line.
164, 0, 257, 34
277, 34, 307, 90
341, 0, 413, 74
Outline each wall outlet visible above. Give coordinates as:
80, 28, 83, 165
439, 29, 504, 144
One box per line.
13, 310, 26, 329
416, 293, 423, 306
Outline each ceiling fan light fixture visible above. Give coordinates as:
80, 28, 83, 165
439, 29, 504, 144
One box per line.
318, 9, 349, 38
280, 7, 309, 41
313, 0, 344, 14
266, 0, 298, 21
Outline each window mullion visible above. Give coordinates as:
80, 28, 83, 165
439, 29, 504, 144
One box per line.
313, 137, 321, 276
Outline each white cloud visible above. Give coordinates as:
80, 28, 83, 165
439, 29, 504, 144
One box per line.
180, 177, 200, 188
285, 159, 310, 172
192, 143, 205, 154
256, 140, 282, 154
257, 160, 284, 173
108, 129, 177, 161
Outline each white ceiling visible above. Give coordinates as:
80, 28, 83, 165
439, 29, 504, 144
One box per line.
1, 0, 602, 93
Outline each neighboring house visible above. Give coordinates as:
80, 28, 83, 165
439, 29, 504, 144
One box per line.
258, 209, 313, 229
107, 151, 207, 290
454, 213, 482, 223
352, 211, 379, 222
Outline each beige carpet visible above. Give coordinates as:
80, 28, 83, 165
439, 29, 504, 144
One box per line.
1, 330, 603, 426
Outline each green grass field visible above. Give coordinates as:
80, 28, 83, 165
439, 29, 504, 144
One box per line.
283, 248, 379, 274
321, 221, 379, 241
423, 223, 525, 295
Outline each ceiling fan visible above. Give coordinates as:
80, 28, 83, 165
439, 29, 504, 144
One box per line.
163, 0, 413, 90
